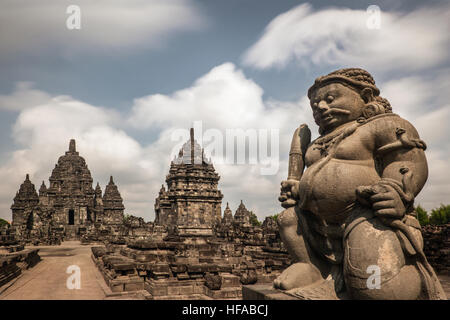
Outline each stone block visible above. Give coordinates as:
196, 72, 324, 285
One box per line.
167, 285, 180, 296
148, 263, 170, 273
146, 280, 168, 296
221, 274, 240, 288
124, 280, 144, 292
170, 263, 187, 273
187, 264, 208, 273
242, 284, 298, 300
204, 287, 242, 299
179, 285, 194, 295
109, 280, 124, 293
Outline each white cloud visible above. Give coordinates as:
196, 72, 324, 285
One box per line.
129, 62, 316, 218
0, 63, 316, 222
416, 150, 450, 211
243, 3, 450, 72
129, 63, 314, 133
0, 0, 205, 57
378, 71, 450, 211
0, 92, 157, 222
380, 71, 450, 149
0, 82, 52, 111
242, 2, 450, 213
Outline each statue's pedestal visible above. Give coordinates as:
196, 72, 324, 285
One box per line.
242, 284, 298, 300
243, 279, 344, 300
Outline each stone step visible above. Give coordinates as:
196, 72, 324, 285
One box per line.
203, 286, 242, 299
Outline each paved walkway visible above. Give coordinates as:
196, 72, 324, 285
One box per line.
0, 241, 108, 300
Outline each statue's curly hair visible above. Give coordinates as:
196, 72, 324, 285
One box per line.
308, 68, 392, 113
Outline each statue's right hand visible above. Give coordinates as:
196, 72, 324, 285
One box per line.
279, 179, 300, 208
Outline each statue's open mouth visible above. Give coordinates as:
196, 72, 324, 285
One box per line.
322, 108, 351, 117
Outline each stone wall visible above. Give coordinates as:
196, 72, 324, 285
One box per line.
0, 247, 41, 289
91, 230, 291, 300
422, 223, 450, 275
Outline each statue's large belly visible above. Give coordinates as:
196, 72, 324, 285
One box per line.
300, 159, 380, 223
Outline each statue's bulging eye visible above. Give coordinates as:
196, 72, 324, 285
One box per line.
312, 102, 318, 108
327, 96, 334, 103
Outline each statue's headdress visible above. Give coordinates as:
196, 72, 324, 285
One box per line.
307, 68, 379, 98
308, 68, 391, 115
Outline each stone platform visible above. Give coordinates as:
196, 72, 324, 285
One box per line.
0, 247, 41, 290
243, 274, 450, 300
242, 284, 298, 300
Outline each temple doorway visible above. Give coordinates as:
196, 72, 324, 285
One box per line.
26, 213, 33, 230
68, 209, 74, 225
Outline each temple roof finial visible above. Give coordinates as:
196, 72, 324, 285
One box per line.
39, 181, 47, 194
69, 139, 76, 152
109, 176, 114, 184
190, 128, 194, 164
25, 174, 30, 181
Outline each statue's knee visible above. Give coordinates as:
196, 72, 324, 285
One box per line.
344, 218, 407, 296
277, 207, 298, 229
347, 264, 422, 300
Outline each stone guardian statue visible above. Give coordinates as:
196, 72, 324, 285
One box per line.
275, 68, 447, 300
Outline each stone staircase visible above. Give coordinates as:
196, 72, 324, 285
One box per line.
65, 225, 78, 240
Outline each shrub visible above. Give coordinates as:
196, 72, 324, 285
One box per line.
429, 204, 449, 225
249, 211, 261, 226
416, 205, 429, 226
0, 218, 10, 227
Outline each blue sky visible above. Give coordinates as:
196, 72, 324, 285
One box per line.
0, 0, 449, 221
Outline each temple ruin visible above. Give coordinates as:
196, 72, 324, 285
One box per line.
90, 129, 291, 299
10, 139, 125, 244
154, 128, 223, 237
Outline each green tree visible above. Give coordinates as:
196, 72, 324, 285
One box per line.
415, 205, 429, 226
429, 204, 449, 225
0, 218, 10, 227
249, 211, 261, 226
123, 214, 131, 224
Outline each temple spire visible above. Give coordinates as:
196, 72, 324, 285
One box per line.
39, 181, 47, 195
69, 139, 76, 153
94, 182, 102, 197
190, 128, 194, 164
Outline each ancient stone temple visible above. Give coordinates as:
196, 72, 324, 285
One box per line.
11, 174, 39, 239
11, 139, 125, 242
91, 199, 291, 299
85, 128, 293, 299
222, 203, 233, 225
154, 128, 223, 237
234, 200, 253, 226
102, 176, 126, 225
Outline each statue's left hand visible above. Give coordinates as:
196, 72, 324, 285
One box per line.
356, 183, 406, 218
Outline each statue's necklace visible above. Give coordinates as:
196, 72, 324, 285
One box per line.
313, 122, 357, 156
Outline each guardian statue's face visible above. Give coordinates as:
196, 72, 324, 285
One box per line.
310, 82, 365, 134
